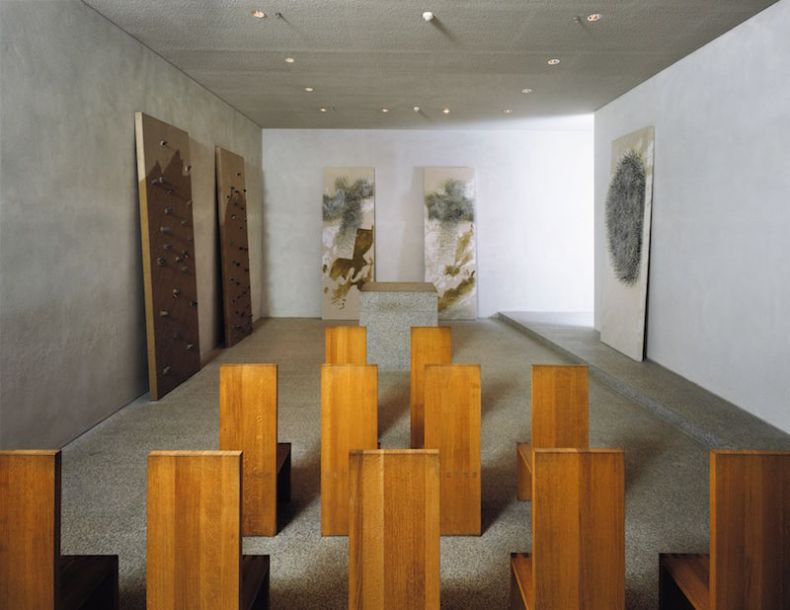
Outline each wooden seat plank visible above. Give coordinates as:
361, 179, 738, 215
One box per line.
659, 554, 710, 610
325, 326, 367, 364
410, 326, 452, 448
60, 555, 119, 610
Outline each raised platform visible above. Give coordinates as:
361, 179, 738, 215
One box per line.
499, 311, 790, 450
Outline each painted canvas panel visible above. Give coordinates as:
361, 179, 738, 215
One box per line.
424, 168, 477, 320
601, 127, 655, 361
322, 168, 375, 319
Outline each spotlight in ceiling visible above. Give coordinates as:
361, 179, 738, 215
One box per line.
381, 108, 390, 113
442, 107, 450, 115
587, 13, 602, 22
304, 87, 314, 92
285, 57, 295, 63
251, 9, 266, 19
320, 107, 328, 113
422, 11, 434, 22
521, 88, 533, 94
504, 109, 512, 114
547, 58, 561, 65
413, 106, 421, 112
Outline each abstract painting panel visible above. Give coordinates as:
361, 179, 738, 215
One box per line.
424, 168, 477, 320
322, 167, 375, 319
601, 126, 655, 361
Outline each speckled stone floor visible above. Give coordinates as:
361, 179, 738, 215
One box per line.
61, 318, 717, 609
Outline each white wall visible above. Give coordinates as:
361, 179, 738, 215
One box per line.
595, 0, 790, 433
0, 1, 263, 447
261, 123, 594, 318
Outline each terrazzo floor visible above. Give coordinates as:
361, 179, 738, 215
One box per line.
60, 318, 715, 609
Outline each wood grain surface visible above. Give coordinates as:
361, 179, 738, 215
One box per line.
409, 327, 452, 448
325, 326, 367, 364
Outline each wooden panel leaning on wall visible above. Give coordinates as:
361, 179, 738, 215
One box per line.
219, 364, 292, 537
511, 449, 625, 610
659, 450, 790, 610
320, 364, 378, 536
216, 147, 253, 347
147, 451, 269, 610
0, 450, 119, 609
349, 450, 441, 610
135, 112, 201, 400
324, 326, 367, 364
423, 363, 481, 535
517, 364, 588, 501
410, 326, 452, 448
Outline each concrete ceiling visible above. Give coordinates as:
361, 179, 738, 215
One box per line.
83, 0, 778, 129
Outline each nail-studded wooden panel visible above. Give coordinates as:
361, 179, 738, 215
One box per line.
135, 113, 201, 400
216, 147, 253, 347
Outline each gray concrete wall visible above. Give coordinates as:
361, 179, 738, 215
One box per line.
0, 1, 263, 447
595, 0, 790, 433
261, 125, 594, 318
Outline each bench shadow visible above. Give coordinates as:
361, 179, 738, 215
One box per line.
481, 452, 515, 535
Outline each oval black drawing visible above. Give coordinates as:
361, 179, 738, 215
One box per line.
606, 150, 646, 285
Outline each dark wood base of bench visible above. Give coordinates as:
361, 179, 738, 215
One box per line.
242, 555, 270, 610
60, 554, 119, 610
276, 442, 291, 504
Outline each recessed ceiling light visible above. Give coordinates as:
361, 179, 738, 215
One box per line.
587, 13, 602, 22
413, 106, 421, 112
442, 107, 450, 115
547, 58, 561, 65
304, 87, 314, 92
320, 107, 327, 113
285, 57, 295, 63
504, 109, 512, 114
381, 108, 389, 113
422, 11, 434, 22
521, 88, 533, 94
251, 9, 266, 19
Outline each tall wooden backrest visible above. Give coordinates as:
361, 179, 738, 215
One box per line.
325, 326, 367, 364
531, 365, 588, 449
320, 364, 378, 536
710, 450, 790, 609
219, 363, 279, 536
423, 364, 481, 535
410, 326, 452, 448
147, 451, 242, 610
0, 450, 60, 609
532, 449, 625, 609
349, 450, 440, 610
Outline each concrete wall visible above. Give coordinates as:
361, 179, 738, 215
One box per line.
595, 0, 790, 433
261, 124, 594, 318
0, 1, 263, 447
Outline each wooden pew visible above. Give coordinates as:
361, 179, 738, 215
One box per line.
147, 451, 269, 610
516, 364, 588, 501
325, 326, 367, 364
659, 450, 790, 610
0, 450, 119, 609
219, 363, 291, 536
321, 364, 378, 536
511, 449, 625, 610
423, 364, 481, 535
410, 326, 452, 448
349, 449, 440, 609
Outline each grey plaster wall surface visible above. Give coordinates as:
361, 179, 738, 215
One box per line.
0, 1, 263, 447
261, 124, 594, 318
594, 0, 790, 433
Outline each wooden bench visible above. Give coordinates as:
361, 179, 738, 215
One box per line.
410, 326, 452, 448
147, 451, 269, 609
219, 363, 291, 536
511, 448, 625, 610
659, 450, 790, 610
517, 364, 588, 501
321, 364, 378, 536
349, 449, 440, 609
0, 450, 119, 609
325, 326, 367, 364
423, 363, 481, 535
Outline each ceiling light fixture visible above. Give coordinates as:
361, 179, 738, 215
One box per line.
251, 9, 266, 19
381, 108, 389, 113
320, 107, 327, 113
587, 13, 602, 22
304, 87, 314, 92
422, 11, 434, 22
504, 109, 512, 114
547, 58, 561, 65
521, 88, 533, 94
413, 106, 421, 112
442, 107, 450, 115
285, 57, 295, 63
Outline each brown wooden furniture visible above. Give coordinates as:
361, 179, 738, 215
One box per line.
511, 448, 625, 610
410, 326, 452, 448
320, 364, 378, 536
516, 364, 588, 501
135, 112, 201, 400
0, 450, 119, 609
219, 363, 291, 536
325, 326, 367, 364
423, 363, 481, 535
659, 450, 790, 610
216, 147, 253, 347
349, 449, 440, 609
147, 451, 269, 609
